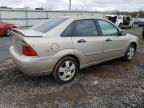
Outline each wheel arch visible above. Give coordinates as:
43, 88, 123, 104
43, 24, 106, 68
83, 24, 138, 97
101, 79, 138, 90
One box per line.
58, 54, 80, 69
52, 53, 81, 73
52, 54, 80, 83
130, 42, 137, 49
124, 41, 138, 55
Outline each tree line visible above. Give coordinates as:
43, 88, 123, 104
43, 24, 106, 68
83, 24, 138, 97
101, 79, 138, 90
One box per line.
111, 10, 144, 18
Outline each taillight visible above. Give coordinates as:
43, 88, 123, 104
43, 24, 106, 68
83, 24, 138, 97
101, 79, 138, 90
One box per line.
22, 42, 37, 56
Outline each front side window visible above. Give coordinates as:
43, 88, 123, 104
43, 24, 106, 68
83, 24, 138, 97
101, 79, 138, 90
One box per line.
73, 19, 98, 36
31, 18, 68, 33
97, 20, 118, 36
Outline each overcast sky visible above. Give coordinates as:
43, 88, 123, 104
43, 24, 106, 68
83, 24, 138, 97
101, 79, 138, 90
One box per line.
0, 0, 144, 11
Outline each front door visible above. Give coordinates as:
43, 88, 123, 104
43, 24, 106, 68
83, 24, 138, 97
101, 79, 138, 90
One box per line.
96, 20, 126, 59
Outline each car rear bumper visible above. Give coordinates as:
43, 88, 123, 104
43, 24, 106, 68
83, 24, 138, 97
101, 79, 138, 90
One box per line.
9, 46, 57, 76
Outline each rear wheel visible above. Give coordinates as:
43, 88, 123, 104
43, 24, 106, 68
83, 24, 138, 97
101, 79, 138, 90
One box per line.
142, 30, 144, 39
53, 57, 79, 84
119, 23, 122, 29
123, 44, 136, 61
129, 24, 133, 29
6, 28, 11, 36
129, 25, 132, 29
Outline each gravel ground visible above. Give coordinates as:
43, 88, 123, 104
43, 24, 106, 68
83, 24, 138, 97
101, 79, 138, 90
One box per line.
0, 27, 144, 108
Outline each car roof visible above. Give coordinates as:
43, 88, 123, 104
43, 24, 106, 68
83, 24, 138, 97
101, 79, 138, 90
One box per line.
58, 16, 104, 20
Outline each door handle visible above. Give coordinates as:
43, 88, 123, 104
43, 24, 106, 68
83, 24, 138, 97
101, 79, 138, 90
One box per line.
106, 38, 112, 42
77, 39, 86, 43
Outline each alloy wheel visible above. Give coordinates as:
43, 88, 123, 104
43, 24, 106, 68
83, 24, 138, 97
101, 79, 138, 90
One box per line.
127, 47, 135, 60
58, 60, 76, 81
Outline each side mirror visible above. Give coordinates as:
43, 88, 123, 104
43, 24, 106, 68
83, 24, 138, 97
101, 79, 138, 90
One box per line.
118, 31, 126, 36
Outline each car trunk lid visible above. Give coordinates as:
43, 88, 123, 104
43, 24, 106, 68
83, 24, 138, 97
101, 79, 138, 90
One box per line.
11, 28, 43, 55
12, 28, 43, 37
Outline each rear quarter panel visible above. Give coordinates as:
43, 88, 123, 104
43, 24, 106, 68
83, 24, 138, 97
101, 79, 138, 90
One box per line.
24, 37, 75, 60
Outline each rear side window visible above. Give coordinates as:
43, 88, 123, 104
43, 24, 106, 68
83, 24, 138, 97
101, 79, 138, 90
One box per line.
73, 19, 98, 36
97, 20, 118, 36
31, 18, 68, 33
61, 23, 73, 36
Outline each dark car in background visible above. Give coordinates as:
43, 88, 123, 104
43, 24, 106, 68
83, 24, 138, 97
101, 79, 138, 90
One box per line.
0, 22, 17, 37
138, 20, 144, 27
134, 18, 144, 27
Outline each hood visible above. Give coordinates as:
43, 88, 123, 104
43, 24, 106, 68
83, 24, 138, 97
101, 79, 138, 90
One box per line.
126, 33, 139, 40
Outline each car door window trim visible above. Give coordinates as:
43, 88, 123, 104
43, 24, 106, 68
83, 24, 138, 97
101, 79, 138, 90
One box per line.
61, 21, 74, 37
96, 19, 120, 36
72, 19, 100, 37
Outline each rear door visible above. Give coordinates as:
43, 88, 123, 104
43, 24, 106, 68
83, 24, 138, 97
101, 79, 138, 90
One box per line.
96, 20, 126, 59
71, 19, 103, 65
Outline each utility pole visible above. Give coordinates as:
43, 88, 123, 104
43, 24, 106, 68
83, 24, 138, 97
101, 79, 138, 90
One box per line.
69, 0, 71, 11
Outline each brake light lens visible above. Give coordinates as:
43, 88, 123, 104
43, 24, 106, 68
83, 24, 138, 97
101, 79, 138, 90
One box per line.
22, 42, 37, 56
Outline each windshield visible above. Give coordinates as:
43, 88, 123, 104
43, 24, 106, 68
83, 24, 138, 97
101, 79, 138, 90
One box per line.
31, 18, 68, 33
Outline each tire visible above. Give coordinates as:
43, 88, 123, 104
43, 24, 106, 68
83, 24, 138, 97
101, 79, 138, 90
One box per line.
139, 25, 141, 27
52, 56, 79, 84
131, 24, 133, 28
123, 44, 136, 61
142, 30, 144, 39
119, 23, 122, 29
6, 28, 11, 36
129, 24, 133, 29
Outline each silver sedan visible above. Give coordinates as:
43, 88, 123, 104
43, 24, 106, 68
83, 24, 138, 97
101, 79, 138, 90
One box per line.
9, 16, 139, 83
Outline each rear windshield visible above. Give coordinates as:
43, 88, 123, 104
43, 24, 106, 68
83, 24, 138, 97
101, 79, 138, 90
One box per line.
31, 18, 68, 33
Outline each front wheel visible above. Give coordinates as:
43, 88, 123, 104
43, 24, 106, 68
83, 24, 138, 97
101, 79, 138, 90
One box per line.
53, 57, 79, 84
123, 44, 136, 61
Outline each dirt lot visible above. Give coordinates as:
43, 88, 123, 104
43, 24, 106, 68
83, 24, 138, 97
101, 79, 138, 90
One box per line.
0, 27, 144, 108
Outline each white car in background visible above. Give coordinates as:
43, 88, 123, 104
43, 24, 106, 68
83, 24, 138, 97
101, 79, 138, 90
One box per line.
105, 15, 133, 28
